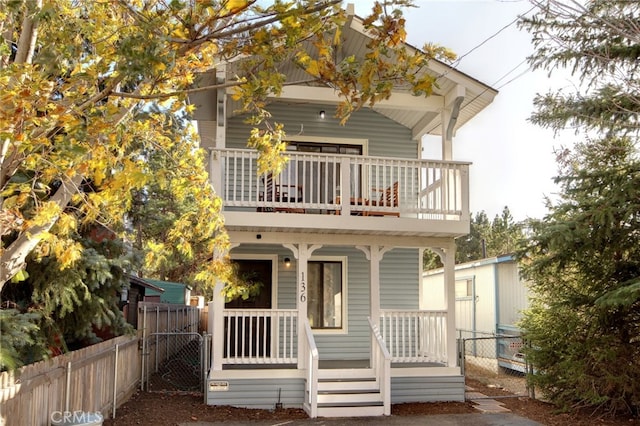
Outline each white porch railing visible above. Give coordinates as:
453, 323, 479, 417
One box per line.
222, 309, 298, 365
379, 310, 447, 364
211, 148, 469, 220
301, 317, 319, 418
219, 308, 447, 367
368, 318, 391, 416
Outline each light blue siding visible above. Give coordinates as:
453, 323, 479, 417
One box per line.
226, 103, 418, 159
391, 375, 465, 403
207, 378, 304, 409
381, 248, 421, 310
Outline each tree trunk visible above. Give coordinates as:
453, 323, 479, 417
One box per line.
0, 174, 82, 290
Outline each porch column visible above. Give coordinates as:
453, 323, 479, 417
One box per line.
215, 65, 227, 149
356, 245, 392, 326
441, 85, 465, 161
441, 241, 457, 368
284, 243, 322, 369
209, 65, 227, 196
211, 278, 226, 371
211, 244, 234, 371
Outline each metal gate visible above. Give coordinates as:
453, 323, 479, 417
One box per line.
460, 335, 533, 399
141, 332, 210, 393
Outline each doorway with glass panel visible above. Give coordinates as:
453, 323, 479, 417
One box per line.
284, 140, 364, 211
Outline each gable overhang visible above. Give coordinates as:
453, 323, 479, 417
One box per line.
191, 5, 498, 139
343, 11, 498, 138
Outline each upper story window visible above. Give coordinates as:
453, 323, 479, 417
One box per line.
286, 141, 363, 155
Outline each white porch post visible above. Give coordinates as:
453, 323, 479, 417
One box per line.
442, 241, 457, 368
441, 85, 465, 161
208, 65, 227, 195
356, 245, 392, 327
211, 244, 234, 371
215, 65, 227, 149
211, 278, 225, 371
357, 245, 392, 369
284, 243, 322, 369
441, 107, 453, 161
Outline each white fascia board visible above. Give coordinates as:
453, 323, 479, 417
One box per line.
429, 60, 498, 100
227, 229, 454, 249
274, 85, 443, 112
347, 15, 496, 99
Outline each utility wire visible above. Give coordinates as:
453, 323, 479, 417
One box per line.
427, 57, 532, 134
448, 5, 536, 71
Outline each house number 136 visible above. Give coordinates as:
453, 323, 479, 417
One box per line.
300, 272, 306, 303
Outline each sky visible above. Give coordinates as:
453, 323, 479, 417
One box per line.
351, 0, 578, 221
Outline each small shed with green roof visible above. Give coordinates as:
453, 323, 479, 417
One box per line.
145, 279, 192, 305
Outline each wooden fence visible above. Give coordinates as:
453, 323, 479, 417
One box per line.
0, 334, 139, 426
137, 302, 200, 335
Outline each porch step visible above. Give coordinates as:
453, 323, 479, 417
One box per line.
310, 370, 386, 418
316, 405, 385, 418
317, 367, 374, 380
318, 391, 382, 404
318, 379, 378, 392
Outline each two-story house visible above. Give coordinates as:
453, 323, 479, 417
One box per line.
191, 5, 497, 418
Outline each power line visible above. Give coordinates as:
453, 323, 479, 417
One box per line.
493, 58, 530, 88
449, 5, 536, 70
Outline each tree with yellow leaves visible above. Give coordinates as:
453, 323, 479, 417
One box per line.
1, 0, 453, 294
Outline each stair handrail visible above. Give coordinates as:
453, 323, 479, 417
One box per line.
368, 317, 391, 416
301, 317, 319, 418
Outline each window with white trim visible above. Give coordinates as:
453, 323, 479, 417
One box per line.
307, 260, 344, 330
455, 279, 473, 299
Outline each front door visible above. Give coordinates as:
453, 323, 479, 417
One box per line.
225, 259, 273, 357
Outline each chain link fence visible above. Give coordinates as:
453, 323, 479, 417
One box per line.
141, 332, 210, 394
458, 329, 535, 398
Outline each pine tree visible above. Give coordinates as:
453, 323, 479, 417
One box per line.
518, 0, 640, 415
518, 138, 640, 415
522, 0, 640, 136
1, 230, 134, 365
423, 207, 523, 269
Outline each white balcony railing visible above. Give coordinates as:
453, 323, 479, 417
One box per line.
222, 309, 298, 365
379, 310, 447, 364
210, 148, 469, 220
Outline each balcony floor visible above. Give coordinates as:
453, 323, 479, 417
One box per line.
224, 210, 469, 239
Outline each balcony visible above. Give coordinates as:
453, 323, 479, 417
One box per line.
210, 148, 470, 236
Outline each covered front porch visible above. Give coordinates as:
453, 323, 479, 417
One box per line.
207, 240, 460, 418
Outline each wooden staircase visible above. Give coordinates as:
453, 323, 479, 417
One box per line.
311, 368, 386, 417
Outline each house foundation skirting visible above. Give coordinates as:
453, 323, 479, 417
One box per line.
206, 367, 464, 410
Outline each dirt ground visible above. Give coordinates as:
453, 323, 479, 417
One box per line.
104, 378, 640, 426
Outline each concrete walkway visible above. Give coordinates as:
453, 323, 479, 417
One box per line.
465, 385, 513, 414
